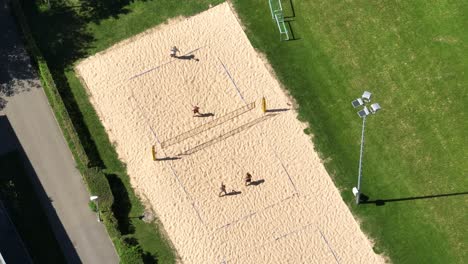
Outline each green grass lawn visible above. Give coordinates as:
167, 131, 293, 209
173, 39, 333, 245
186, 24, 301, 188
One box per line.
19, 0, 467, 262
0, 152, 66, 263
231, 0, 467, 263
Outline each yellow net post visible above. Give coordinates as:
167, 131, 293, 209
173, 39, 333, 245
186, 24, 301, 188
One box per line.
261, 97, 267, 113
152, 145, 157, 161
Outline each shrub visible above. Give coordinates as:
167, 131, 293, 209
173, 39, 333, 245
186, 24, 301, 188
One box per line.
117, 236, 144, 264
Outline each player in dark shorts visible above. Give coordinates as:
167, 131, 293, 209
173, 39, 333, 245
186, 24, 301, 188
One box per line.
219, 182, 227, 197
193, 105, 201, 117
245, 173, 252, 186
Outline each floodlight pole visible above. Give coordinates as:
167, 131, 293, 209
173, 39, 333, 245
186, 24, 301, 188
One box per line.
356, 116, 367, 204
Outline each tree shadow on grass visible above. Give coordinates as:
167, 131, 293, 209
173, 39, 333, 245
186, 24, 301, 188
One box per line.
80, 0, 132, 23
106, 174, 134, 234
22, 0, 108, 167
52, 70, 105, 167
142, 251, 158, 264
26, 1, 93, 70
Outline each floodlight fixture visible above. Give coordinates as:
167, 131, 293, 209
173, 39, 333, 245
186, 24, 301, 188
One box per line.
352, 98, 364, 108
362, 91, 372, 102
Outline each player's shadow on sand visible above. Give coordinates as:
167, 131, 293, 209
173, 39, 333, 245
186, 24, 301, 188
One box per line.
249, 179, 265, 186
225, 190, 242, 196
177, 54, 199, 61
195, 113, 215, 118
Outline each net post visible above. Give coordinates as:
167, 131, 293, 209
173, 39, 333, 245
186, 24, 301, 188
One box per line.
262, 97, 267, 113
152, 145, 157, 161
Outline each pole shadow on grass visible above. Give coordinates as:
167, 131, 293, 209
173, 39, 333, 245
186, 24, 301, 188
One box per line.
284, 0, 295, 19
285, 20, 300, 41
361, 192, 468, 206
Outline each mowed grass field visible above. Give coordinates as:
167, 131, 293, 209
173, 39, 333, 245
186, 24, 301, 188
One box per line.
20, 0, 466, 263
232, 0, 467, 263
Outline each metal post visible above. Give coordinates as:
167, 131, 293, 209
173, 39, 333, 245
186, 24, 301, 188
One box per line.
90, 196, 101, 222
96, 199, 101, 222
277, 0, 283, 12
356, 116, 366, 204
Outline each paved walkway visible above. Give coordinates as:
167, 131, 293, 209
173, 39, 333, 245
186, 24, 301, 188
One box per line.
0, 1, 119, 263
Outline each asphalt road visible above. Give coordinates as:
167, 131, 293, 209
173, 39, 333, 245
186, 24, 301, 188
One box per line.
0, 1, 119, 263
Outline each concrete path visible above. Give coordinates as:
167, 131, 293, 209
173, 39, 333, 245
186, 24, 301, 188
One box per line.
0, 1, 119, 263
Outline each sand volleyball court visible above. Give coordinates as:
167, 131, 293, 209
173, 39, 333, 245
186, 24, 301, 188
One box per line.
76, 3, 384, 263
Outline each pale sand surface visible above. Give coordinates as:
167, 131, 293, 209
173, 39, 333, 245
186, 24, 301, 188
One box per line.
76, 3, 384, 263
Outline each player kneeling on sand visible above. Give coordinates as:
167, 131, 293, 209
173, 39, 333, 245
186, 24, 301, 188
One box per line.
193, 105, 201, 117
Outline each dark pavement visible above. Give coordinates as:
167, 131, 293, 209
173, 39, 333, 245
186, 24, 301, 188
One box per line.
0, 201, 32, 264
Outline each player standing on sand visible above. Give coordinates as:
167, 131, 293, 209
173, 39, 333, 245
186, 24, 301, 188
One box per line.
219, 182, 227, 197
170, 46, 179, 58
245, 173, 252, 186
193, 105, 201, 117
